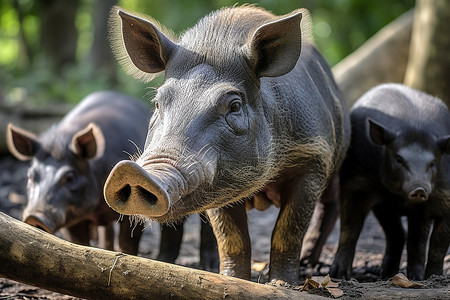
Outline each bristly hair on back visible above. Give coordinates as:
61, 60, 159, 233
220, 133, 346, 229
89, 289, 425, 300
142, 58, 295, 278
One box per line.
108, 5, 177, 83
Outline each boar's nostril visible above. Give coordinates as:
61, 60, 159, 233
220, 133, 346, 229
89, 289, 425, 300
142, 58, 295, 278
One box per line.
116, 184, 132, 205
136, 186, 158, 206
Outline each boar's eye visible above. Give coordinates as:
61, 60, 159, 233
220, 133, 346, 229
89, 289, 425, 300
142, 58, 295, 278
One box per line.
430, 159, 437, 169
225, 96, 247, 135
229, 100, 242, 113
27, 170, 39, 183
155, 102, 159, 109
61, 171, 78, 189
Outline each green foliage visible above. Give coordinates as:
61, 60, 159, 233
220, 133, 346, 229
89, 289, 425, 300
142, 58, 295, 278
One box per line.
0, 0, 415, 105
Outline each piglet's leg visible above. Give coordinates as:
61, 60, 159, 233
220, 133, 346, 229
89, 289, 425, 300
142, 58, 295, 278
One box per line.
65, 220, 91, 246
207, 203, 251, 280
301, 176, 340, 267
330, 190, 373, 279
425, 216, 450, 278
372, 203, 406, 279
199, 216, 219, 272
407, 210, 431, 280
157, 221, 184, 263
118, 216, 144, 255
98, 223, 115, 251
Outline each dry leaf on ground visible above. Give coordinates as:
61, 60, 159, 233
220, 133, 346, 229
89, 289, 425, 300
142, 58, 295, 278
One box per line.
392, 273, 423, 288
302, 275, 344, 298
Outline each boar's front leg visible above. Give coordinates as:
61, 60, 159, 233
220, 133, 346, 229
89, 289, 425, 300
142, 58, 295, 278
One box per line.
425, 216, 450, 278
207, 203, 251, 280
270, 173, 326, 284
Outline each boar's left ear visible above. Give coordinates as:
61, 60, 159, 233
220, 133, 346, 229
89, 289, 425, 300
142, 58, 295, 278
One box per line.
368, 118, 396, 145
437, 135, 450, 154
70, 123, 105, 160
246, 11, 303, 78
6, 124, 39, 161
109, 7, 177, 82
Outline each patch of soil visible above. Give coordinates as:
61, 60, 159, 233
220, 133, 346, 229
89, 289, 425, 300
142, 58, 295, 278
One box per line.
0, 156, 449, 299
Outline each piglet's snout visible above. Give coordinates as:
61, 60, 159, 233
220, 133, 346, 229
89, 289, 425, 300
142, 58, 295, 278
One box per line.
104, 160, 171, 217
408, 187, 429, 203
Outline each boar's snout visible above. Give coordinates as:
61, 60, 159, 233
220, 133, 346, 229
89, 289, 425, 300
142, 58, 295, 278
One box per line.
104, 160, 170, 217
23, 215, 56, 233
408, 187, 429, 203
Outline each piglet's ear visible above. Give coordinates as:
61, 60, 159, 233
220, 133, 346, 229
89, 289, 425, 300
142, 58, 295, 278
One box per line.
437, 135, 450, 154
368, 118, 396, 145
246, 11, 303, 78
70, 123, 105, 160
7, 123, 39, 161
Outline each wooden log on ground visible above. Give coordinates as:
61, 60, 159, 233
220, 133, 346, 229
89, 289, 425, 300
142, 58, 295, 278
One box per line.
0, 212, 325, 300
332, 9, 414, 106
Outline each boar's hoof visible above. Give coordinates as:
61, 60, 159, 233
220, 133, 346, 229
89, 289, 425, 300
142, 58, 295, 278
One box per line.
104, 160, 170, 217
408, 188, 428, 203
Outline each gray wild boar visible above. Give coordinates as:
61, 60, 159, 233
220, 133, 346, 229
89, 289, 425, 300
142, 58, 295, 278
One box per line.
104, 6, 350, 284
331, 83, 450, 280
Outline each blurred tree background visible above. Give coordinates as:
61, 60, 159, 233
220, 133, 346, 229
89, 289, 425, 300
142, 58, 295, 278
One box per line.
0, 0, 414, 105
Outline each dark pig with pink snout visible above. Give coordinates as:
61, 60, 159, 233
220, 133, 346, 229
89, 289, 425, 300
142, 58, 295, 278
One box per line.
104, 5, 350, 284
7, 91, 149, 254
331, 84, 450, 280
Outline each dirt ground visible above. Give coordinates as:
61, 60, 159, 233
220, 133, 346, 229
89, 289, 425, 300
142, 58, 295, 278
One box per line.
0, 156, 449, 299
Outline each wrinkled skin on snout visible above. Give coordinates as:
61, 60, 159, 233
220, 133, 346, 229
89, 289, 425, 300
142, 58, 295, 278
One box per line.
7, 92, 149, 254
105, 6, 350, 284
331, 84, 450, 281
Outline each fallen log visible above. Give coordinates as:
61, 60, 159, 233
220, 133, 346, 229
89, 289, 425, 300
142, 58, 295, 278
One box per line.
0, 212, 325, 300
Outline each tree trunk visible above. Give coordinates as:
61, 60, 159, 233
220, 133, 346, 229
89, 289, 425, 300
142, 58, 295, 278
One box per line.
404, 0, 450, 104
332, 9, 414, 106
39, 0, 79, 71
0, 212, 324, 300
89, 0, 118, 84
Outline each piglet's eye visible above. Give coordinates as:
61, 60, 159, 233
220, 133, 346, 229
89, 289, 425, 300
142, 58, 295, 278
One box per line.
155, 102, 159, 109
394, 155, 403, 164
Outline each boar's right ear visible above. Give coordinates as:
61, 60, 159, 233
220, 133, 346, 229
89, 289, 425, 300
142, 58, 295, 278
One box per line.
368, 118, 396, 145
70, 123, 105, 160
245, 11, 303, 78
437, 135, 450, 154
109, 7, 177, 82
7, 124, 39, 161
